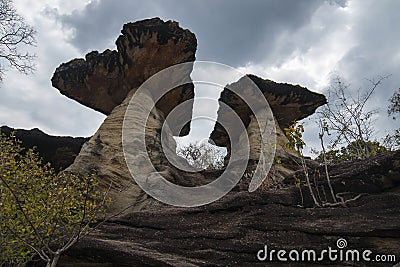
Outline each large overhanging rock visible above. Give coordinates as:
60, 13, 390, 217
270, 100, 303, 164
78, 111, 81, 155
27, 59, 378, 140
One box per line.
51, 17, 196, 136
210, 74, 327, 147
54, 18, 199, 213
209, 75, 326, 185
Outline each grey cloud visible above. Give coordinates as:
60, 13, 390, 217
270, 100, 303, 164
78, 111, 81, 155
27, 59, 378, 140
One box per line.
0, 72, 105, 137
0, 16, 106, 138
57, 0, 332, 66
328, 0, 348, 7
333, 0, 400, 137
337, 1, 400, 89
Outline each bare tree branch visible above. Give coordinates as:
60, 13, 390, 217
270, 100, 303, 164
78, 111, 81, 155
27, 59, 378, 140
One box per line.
0, 0, 36, 81
317, 75, 389, 159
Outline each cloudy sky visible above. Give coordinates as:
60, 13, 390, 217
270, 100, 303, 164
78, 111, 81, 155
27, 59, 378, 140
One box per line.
1, 0, 399, 154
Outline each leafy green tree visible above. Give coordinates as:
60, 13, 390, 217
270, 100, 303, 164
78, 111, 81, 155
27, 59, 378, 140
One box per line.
382, 130, 400, 151
285, 121, 319, 207
0, 133, 108, 267
384, 88, 400, 149
388, 88, 400, 119
315, 140, 387, 164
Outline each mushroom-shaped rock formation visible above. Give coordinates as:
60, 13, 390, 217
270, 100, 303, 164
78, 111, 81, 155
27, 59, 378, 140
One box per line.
209, 75, 327, 185
51, 17, 196, 136
52, 18, 198, 213
210, 74, 327, 147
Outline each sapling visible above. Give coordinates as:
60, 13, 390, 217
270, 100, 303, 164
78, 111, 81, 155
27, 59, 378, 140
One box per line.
284, 121, 320, 207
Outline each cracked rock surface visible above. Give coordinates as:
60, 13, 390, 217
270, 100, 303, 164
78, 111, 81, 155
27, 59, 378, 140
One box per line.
60, 151, 400, 266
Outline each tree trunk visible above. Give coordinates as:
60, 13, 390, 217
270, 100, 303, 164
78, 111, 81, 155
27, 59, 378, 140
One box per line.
319, 133, 337, 203
300, 153, 319, 207
49, 252, 60, 267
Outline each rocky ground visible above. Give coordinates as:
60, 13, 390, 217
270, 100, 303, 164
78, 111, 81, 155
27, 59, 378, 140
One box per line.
57, 151, 400, 267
